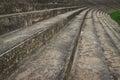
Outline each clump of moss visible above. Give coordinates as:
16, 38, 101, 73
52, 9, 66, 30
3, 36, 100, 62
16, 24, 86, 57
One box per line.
109, 11, 120, 25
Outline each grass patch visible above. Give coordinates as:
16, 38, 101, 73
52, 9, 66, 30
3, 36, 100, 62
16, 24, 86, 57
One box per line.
109, 11, 120, 25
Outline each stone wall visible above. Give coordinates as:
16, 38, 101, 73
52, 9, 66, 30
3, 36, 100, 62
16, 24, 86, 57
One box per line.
0, 3, 73, 15
0, 0, 120, 15
0, 8, 84, 80
0, 6, 79, 35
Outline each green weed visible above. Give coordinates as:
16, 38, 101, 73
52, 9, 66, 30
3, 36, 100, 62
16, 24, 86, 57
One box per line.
109, 11, 120, 25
